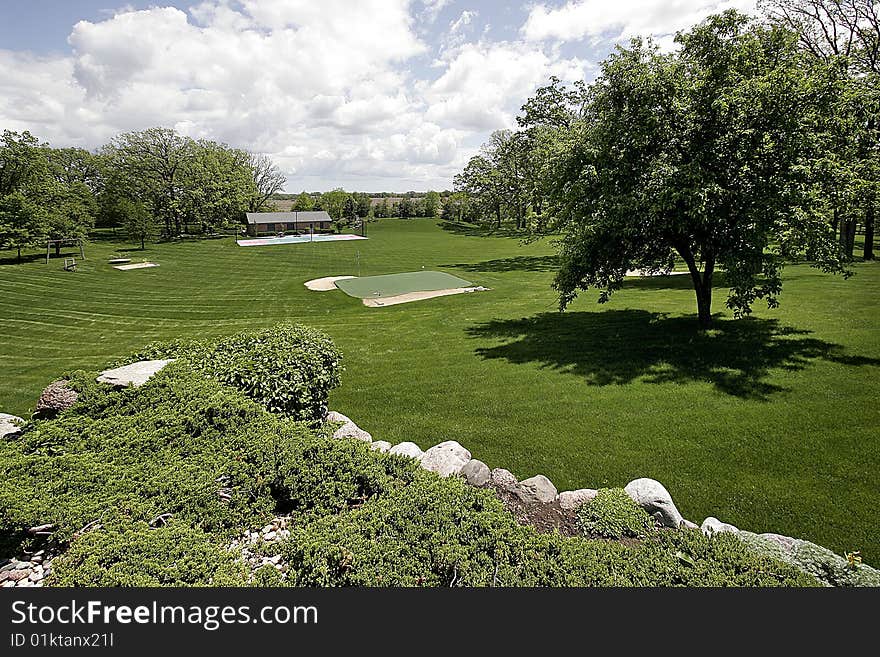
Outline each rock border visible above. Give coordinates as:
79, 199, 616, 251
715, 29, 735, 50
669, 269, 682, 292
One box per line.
319, 409, 880, 586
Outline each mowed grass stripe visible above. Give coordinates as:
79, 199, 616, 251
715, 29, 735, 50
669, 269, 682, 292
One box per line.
1, 218, 878, 562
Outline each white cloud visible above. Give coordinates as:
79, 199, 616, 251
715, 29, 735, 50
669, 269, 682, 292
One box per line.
450, 10, 478, 32
425, 41, 587, 130
522, 0, 757, 43
4, 0, 730, 191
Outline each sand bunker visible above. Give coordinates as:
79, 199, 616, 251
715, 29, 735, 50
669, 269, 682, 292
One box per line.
304, 275, 357, 291
114, 262, 160, 271
362, 286, 488, 307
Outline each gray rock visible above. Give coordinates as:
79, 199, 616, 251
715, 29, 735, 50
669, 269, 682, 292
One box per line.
97, 359, 173, 388
370, 440, 392, 453
681, 519, 699, 530
34, 380, 78, 418
325, 411, 352, 424
460, 459, 490, 486
701, 517, 740, 536
514, 475, 558, 504
624, 478, 684, 528
759, 532, 801, 553
332, 421, 372, 442
557, 488, 598, 511
389, 442, 424, 461
490, 468, 517, 488
420, 440, 471, 477
0, 413, 25, 439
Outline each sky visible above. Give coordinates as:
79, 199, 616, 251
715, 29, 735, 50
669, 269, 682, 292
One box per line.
0, 0, 757, 192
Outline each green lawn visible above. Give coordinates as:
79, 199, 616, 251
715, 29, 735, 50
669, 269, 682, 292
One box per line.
1, 218, 878, 561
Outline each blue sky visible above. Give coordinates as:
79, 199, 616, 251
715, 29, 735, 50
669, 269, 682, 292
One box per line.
0, 1, 755, 191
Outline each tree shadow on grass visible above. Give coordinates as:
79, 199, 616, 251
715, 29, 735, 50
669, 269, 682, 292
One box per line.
440, 255, 560, 273
467, 310, 880, 400
438, 220, 531, 239
0, 252, 46, 266
621, 271, 730, 291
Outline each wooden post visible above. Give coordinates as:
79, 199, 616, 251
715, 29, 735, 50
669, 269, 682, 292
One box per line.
46, 241, 50, 264
80, 240, 85, 260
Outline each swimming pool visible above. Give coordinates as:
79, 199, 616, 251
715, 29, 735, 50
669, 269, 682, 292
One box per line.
237, 233, 368, 247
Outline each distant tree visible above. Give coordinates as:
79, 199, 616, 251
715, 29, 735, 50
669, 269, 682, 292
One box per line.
352, 192, 372, 218
0, 191, 45, 260
424, 190, 441, 218
247, 153, 286, 212
292, 191, 315, 211
546, 11, 850, 328
375, 198, 390, 218
45, 180, 96, 256
117, 198, 154, 250
397, 197, 415, 218
761, 0, 880, 259
103, 128, 195, 237
339, 195, 358, 232
321, 188, 348, 220
44, 147, 104, 194
183, 141, 254, 233
0, 130, 48, 198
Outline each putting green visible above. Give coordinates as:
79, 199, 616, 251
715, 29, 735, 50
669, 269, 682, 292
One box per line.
335, 271, 472, 299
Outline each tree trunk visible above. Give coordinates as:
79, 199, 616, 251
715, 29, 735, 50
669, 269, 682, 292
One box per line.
54, 243, 61, 257
17, 246, 21, 262
496, 203, 502, 228
676, 243, 714, 329
141, 236, 145, 250
864, 203, 875, 260
840, 220, 857, 258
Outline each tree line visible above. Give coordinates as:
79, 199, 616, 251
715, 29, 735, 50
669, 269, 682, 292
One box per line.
452, 1, 879, 327
0, 127, 286, 256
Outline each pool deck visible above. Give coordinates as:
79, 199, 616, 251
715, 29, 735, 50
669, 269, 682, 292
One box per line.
237, 234, 368, 247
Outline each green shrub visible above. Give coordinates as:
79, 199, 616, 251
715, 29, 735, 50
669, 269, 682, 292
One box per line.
49, 520, 248, 587
278, 473, 816, 587
125, 322, 343, 423
577, 488, 656, 539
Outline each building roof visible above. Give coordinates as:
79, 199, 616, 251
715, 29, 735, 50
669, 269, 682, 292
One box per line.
245, 211, 332, 225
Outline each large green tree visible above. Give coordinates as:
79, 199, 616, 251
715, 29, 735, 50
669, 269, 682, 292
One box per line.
546, 11, 849, 328
0, 131, 49, 258
103, 128, 195, 237
761, 0, 880, 259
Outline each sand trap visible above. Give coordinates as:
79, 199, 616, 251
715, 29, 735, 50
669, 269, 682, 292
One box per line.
114, 262, 160, 271
362, 286, 488, 307
625, 269, 688, 277
304, 275, 357, 291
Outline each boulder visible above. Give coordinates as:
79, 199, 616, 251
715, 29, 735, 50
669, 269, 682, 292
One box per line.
332, 422, 372, 442
681, 519, 699, 530
490, 468, 517, 488
420, 440, 471, 477
701, 517, 740, 536
389, 442, 424, 461
33, 380, 78, 418
624, 478, 684, 528
759, 532, 801, 554
514, 475, 558, 504
325, 411, 352, 425
96, 359, 173, 388
557, 488, 598, 511
460, 459, 490, 487
370, 440, 392, 453
0, 413, 25, 439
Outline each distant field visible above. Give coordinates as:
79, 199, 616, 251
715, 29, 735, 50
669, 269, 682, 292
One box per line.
1, 218, 878, 560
